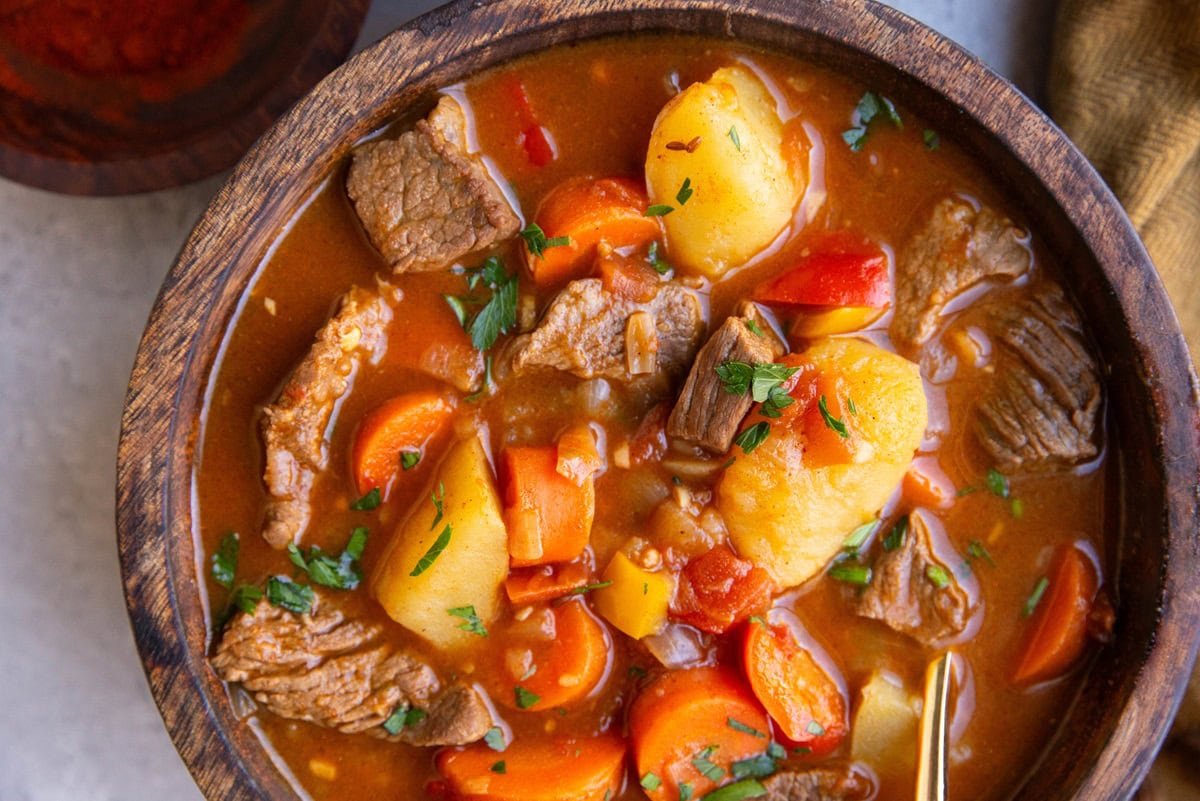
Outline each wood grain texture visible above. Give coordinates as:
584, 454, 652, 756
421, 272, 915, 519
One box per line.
0, 0, 370, 196
115, 1, 1200, 799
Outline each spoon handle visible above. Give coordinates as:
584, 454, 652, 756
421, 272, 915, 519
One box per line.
917, 651, 954, 801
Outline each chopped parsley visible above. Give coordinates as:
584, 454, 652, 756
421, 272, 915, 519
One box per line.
986, 468, 1010, 499
229, 584, 263, 615
1011, 498, 1025, 519
410, 524, 452, 577
968, 540, 996, 567
817, 395, 849, 438
519, 222, 570, 259
692, 745, 724, 782
716, 361, 797, 406
266, 575, 314, 614
465, 354, 494, 403
728, 125, 742, 151
645, 203, 675, 217
568, 581, 614, 595
956, 485, 978, 497
841, 91, 903, 152
484, 726, 507, 751
514, 686, 541, 709
842, 520, 878, 555
847, 397, 858, 416
401, 451, 421, 471
490, 760, 507, 774
744, 318, 765, 338
628, 665, 648, 678
733, 421, 770, 454
349, 487, 381, 511
676, 177, 694, 206
640, 773, 662, 791
287, 527, 368, 591
925, 565, 952, 589
883, 517, 908, 551
1023, 576, 1049, 617
680, 783, 694, 801
731, 753, 778, 780
828, 562, 872, 586
382, 706, 428, 735
443, 293, 468, 326
702, 779, 768, 801
448, 605, 488, 637
648, 241, 671, 274
727, 718, 767, 738
446, 256, 518, 352
212, 531, 238, 589
766, 743, 786, 760
805, 720, 826, 737
923, 129, 941, 150
430, 482, 445, 530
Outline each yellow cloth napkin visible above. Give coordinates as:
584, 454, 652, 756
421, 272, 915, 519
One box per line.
1048, 1, 1200, 795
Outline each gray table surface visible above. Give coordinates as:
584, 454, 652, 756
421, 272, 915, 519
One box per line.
0, 2, 1057, 799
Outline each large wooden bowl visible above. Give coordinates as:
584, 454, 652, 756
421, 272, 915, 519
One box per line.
116, 1, 1200, 798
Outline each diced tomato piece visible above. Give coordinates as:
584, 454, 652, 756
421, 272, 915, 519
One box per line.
755, 231, 890, 309
671, 543, 773, 633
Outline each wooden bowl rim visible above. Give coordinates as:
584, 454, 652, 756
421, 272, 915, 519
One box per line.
0, 0, 370, 196
116, 1, 1200, 799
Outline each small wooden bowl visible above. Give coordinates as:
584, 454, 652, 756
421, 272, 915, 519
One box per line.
116, 1, 1200, 798
0, 0, 369, 195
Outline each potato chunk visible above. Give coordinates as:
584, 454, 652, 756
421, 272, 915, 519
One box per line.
717, 338, 927, 587
851, 670, 919, 771
371, 435, 508, 649
645, 65, 802, 277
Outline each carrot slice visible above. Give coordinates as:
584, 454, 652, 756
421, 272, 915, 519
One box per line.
525, 176, 662, 288
505, 561, 592, 605
500, 442, 596, 567
903, 456, 956, 510
350, 391, 456, 498
630, 666, 772, 801
437, 731, 625, 801
495, 598, 611, 710
743, 617, 847, 754
1012, 542, 1100, 685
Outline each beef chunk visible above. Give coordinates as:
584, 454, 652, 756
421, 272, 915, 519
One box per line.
667, 306, 785, 453
892, 198, 1031, 348
856, 511, 975, 645
212, 595, 491, 746
346, 96, 520, 273
508, 278, 705, 380
761, 766, 873, 801
260, 287, 392, 548
975, 284, 1101, 470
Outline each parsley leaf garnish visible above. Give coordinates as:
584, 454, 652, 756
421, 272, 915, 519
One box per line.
640, 773, 662, 791
484, 726, 507, 751
448, 605, 488, 637
1023, 576, 1049, 617
645, 203, 674, 217
410, 525, 452, 577
730, 753, 778, 780
806, 720, 827, 736
923, 129, 941, 150
842, 520, 878, 556
842, 91, 903, 151
514, 686, 541, 709
520, 222, 570, 258
925, 565, 952, 589
266, 576, 314, 614
733, 421, 770, 454
702, 779, 768, 801
986, 468, 1010, 498
401, 451, 420, 471
828, 562, 872, 585
692, 746, 724, 782
883, 517, 908, 551
727, 718, 767, 738
680, 783, 694, 801
382, 706, 427, 735
490, 761, 507, 774
568, 581, 613, 595
676, 177, 694, 206
647, 241, 671, 275
350, 487, 381, 511
744, 319, 765, 337
968, 539, 996, 567
728, 125, 741, 151
818, 395, 849, 438
212, 531, 238, 589
468, 263, 518, 351
430, 482, 445, 530
287, 527, 368, 591
230, 584, 263, 615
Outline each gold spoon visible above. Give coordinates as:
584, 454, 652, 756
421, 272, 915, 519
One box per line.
916, 651, 954, 801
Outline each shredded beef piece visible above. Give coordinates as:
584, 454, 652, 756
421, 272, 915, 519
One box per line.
892, 197, 1031, 348
761, 766, 874, 801
260, 286, 392, 548
212, 596, 491, 746
856, 511, 975, 645
346, 96, 520, 273
974, 284, 1101, 470
507, 278, 705, 381
667, 305, 786, 453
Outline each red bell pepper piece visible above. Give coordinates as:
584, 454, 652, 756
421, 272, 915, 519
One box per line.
755, 231, 890, 308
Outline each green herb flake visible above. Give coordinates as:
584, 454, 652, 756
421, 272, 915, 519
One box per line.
648, 241, 672, 275
443, 294, 468, 326
842, 91, 902, 152
382, 708, 406, 735
629, 665, 648, 678
925, 565, 952, 589
676, 177, 694, 206
1011, 498, 1025, 519
514, 686, 541, 709
841, 126, 869, 152
1023, 576, 1049, 617
484, 726, 507, 751
748, 615, 765, 626
350, 487, 381, 511
568, 581, 614, 595
818, 395, 849, 438
410, 524, 452, 577
727, 718, 767, 738
266, 576, 314, 614
923, 129, 941, 150
490, 760, 507, 774
467, 268, 518, 351
744, 319, 765, 338
843, 520, 878, 555
883, 517, 908, 551
230, 585, 263, 616
430, 482, 446, 530
828, 563, 872, 586
692, 745, 724, 782
766, 743, 786, 761
730, 753, 777, 781
847, 398, 858, 416
701, 779, 768, 801
448, 605, 488, 637
519, 222, 570, 259
400, 451, 421, 471
728, 125, 742, 151
680, 783, 694, 801
212, 531, 238, 589
956, 485, 978, 497
986, 468, 1010, 499
645, 203, 675, 217
734, 422, 771, 455
287, 529, 368, 591
805, 720, 827, 736
968, 540, 996, 567
640, 772, 662, 791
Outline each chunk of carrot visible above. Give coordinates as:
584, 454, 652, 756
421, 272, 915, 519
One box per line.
350, 390, 457, 499
1012, 542, 1100, 686
505, 561, 592, 605
742, 617, 847, 754
903, 456, 956, 510
437, 730, 625, 801
525, 176, 662, 288
500, 443, 596, 567
494, 598, 611, 711
629, 666, 772, 801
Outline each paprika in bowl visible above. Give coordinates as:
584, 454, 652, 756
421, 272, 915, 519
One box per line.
0, 0, 369, 195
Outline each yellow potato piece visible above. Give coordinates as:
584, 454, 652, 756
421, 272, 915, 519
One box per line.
594, 550, 674, 639
790, 306, 884, 338
717, 338, 927, 587
851, 670, 920, 771
370, 435, 508, 649
645, 65, 802, 277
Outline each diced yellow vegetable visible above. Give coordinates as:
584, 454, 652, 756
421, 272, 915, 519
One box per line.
851, 670, 919, 772
717, 338, 927, 587
370, 435, 508, 649
594, 550, 674, 639
645, 65, 802, 277
790, 306, 883, 338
